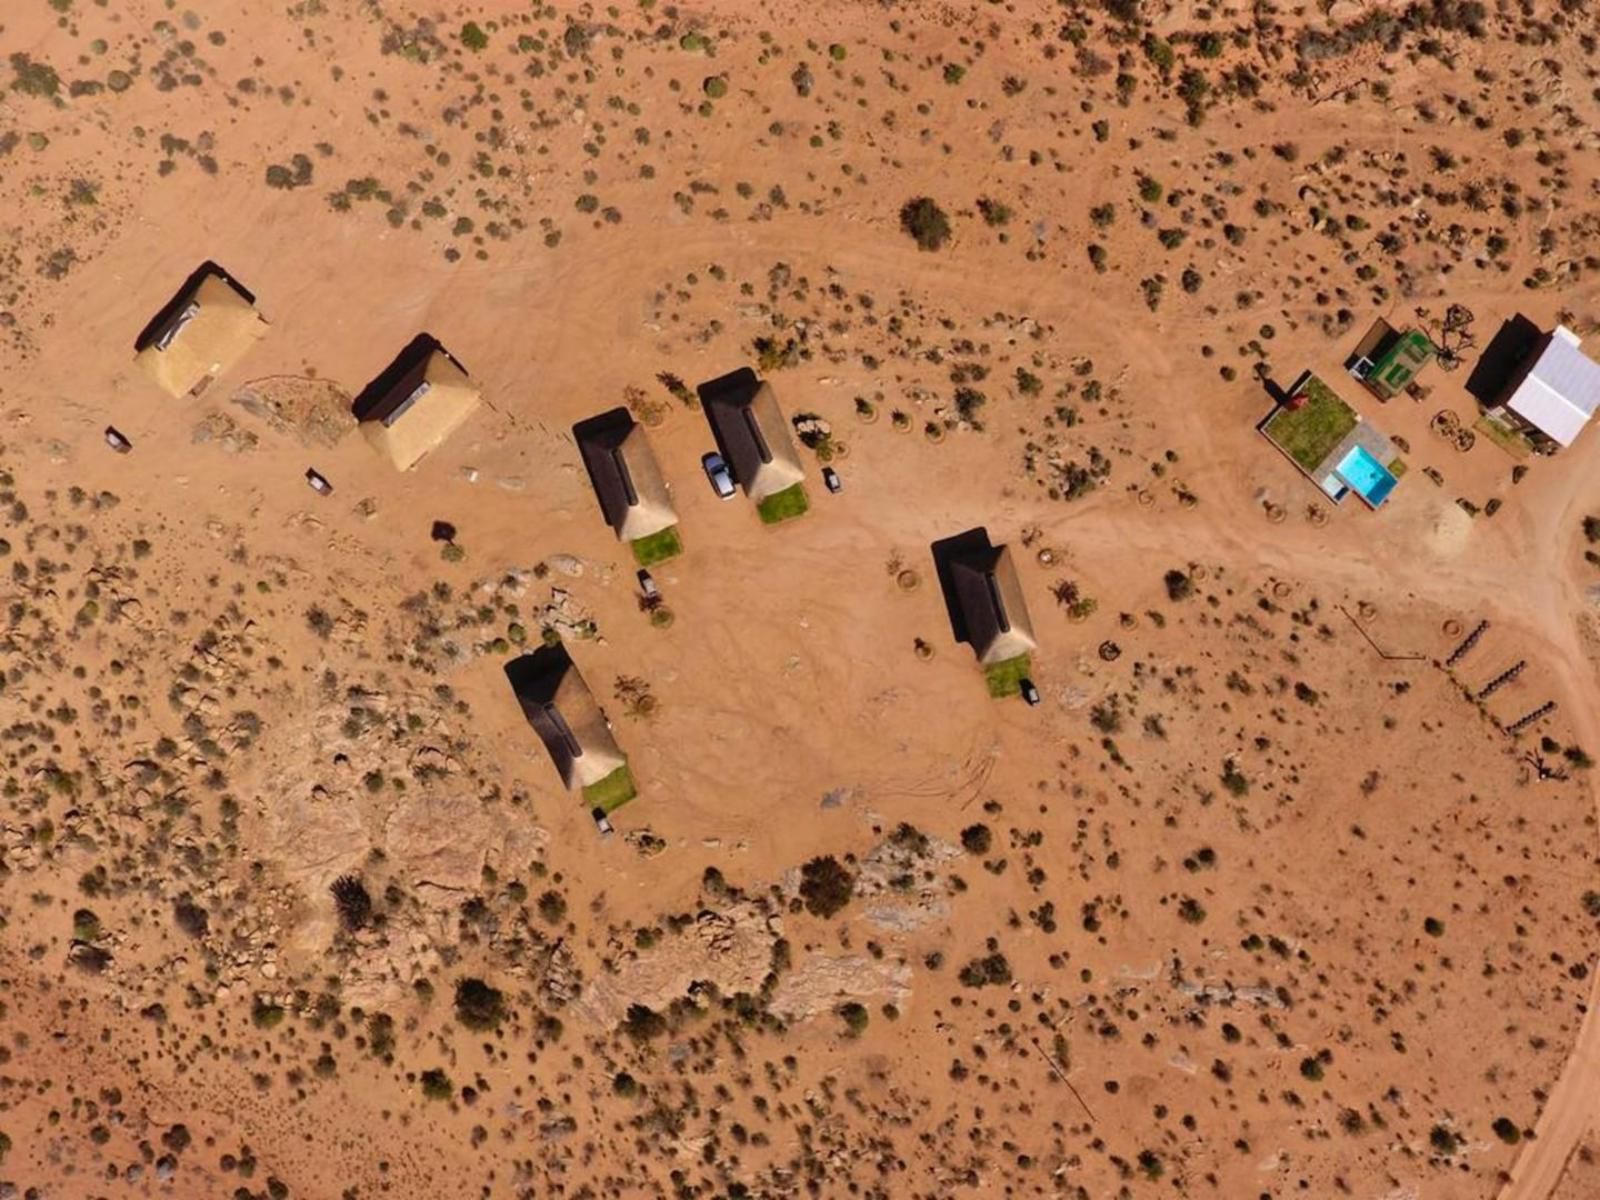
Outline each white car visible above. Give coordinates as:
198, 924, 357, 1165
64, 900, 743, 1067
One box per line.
822, 466, 842, 494
1020, 678, 1041, 706
702, 451, 735, 499
591, 807, 615, 836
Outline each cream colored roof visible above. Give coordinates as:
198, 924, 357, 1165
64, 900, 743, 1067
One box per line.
135, 274, 268, 398
359, 351, 482, 471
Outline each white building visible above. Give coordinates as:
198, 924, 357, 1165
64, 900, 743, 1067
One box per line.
1497, 325, 1600, 448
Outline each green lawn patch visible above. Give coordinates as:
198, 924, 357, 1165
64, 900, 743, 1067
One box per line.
1386, 456, 1409, 479
630, 525, 683, 566
756, 482, 810, 525
1262, 375, 1358, 472
582, 763, 637, 813
983, 654, 1032, 699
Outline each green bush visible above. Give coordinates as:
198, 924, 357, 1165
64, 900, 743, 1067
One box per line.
899, 197, 951, 251
799, 855, 855, 917
460, 22, 489, 52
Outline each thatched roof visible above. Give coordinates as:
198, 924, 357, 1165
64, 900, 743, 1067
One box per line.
354, 335, 481, 471
947, 543, 1036, 666
134, 266, 268, 398
698, 368, 806, 503
574, 408, 678, 541
504, 647, 626, 791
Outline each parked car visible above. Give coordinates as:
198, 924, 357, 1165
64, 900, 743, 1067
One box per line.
591, 807, 615, 836
822, 466, 842, 494
637, 569, 659, 600
1020, 678, 1041, 706
702, 451, 735, 499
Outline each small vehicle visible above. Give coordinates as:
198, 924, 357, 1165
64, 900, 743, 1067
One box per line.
637, 569, 659, 601
1020, 678, 1041, 707
822, 466, 842, 494
104, 426, 133, 454
702, 451, 735, 499
305, 468, 334, 496
591, 807, 615, 836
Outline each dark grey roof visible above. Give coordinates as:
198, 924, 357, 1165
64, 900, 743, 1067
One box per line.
573, 408, 641, 531
698, 367, 771, 487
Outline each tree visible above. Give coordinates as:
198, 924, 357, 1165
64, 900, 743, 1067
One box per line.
799, 855, 855, 917
330, 875, 372, 932
960, 824, 992, 855
1164, 569, 1194, 601
623, 1003, 668, 1042
900, 197, 951, 251
454, 977, 506, 1031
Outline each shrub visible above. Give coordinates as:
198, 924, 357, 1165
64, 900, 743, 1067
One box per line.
1221, 765, 1249, 796
899, 197, 951, 251
978, 197, 1012, 227
252, 999, 285, 1029
453, 978, 506, 1031
613, 1071, 639, 1097
1177, 897, 1206, 923
1492, 1117, 1520, 1144
960, 824, 992, 855
420, 1068, 453, 1099
623, 1003, 668, 1042
1429, 1125, 1461, 1155
1163, 569, 1194, 601
330, 875, 372, 931
703, 76, 728, 99
536, 889, 568, 925
837, 1001, 869, 1036
460, 23, 489, 52
958, 952, 1013, 987
1299, 1057, 1324, 1081
173, 897, 210, 938
800, 856, 855, 917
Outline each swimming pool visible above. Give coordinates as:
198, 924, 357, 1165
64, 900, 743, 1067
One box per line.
1335, 444, 1398, 507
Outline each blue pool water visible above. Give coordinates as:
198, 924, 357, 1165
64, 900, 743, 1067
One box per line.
1335, 444, 1398, 507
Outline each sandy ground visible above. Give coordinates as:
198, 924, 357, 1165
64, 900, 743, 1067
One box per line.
2, 0, 1600, 1196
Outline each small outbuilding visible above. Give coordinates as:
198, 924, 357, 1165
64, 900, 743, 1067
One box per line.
353, 335, 481, 471
1491, 325, 1600, 449
697, 368, 807, 505
573, 408, 679, 556
1346, 318, 1434, 401
504, 646, 634, 809
134, 263, 268, 398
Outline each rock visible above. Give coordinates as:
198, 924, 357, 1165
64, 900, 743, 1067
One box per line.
546, 554, 584, 578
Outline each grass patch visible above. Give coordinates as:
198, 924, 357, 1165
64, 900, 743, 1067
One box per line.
630, 525, 683, 566
583, 763, 637, 813
756, 483, 810, 525
1474, 413, 1533, 460
1386, 456, 1409, 478
984, 654, 1032, 699
1262, 375, 1358, 472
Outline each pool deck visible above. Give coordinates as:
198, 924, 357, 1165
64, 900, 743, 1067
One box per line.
1260, 372, 1404, 510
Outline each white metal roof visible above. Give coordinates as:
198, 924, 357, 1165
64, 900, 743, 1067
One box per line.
1506, 326, 1600, 447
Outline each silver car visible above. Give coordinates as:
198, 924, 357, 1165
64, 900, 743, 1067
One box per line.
702, 451, 735, 499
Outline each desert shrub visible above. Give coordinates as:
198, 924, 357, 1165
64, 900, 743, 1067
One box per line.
460, 22, 489, 51
799, 855, 855, 917
613, 1071, 639, 1097
960, 824, 992, 855
536, 889, 567, 924
837, 1001, 869, 1036
958, 952, 1013, 987
623, 1003, 668, 1041
1177, 897, 1207, 923
1163, 569, 1194, 601
454, 978, 506, 1031
330, 875, 372, 931
420, 1068, 453, 1099
900, 197, 951, 251
173, 897, 209, 938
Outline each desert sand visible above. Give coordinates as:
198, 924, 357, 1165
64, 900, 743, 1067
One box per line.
2, 0, 1600, 1197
